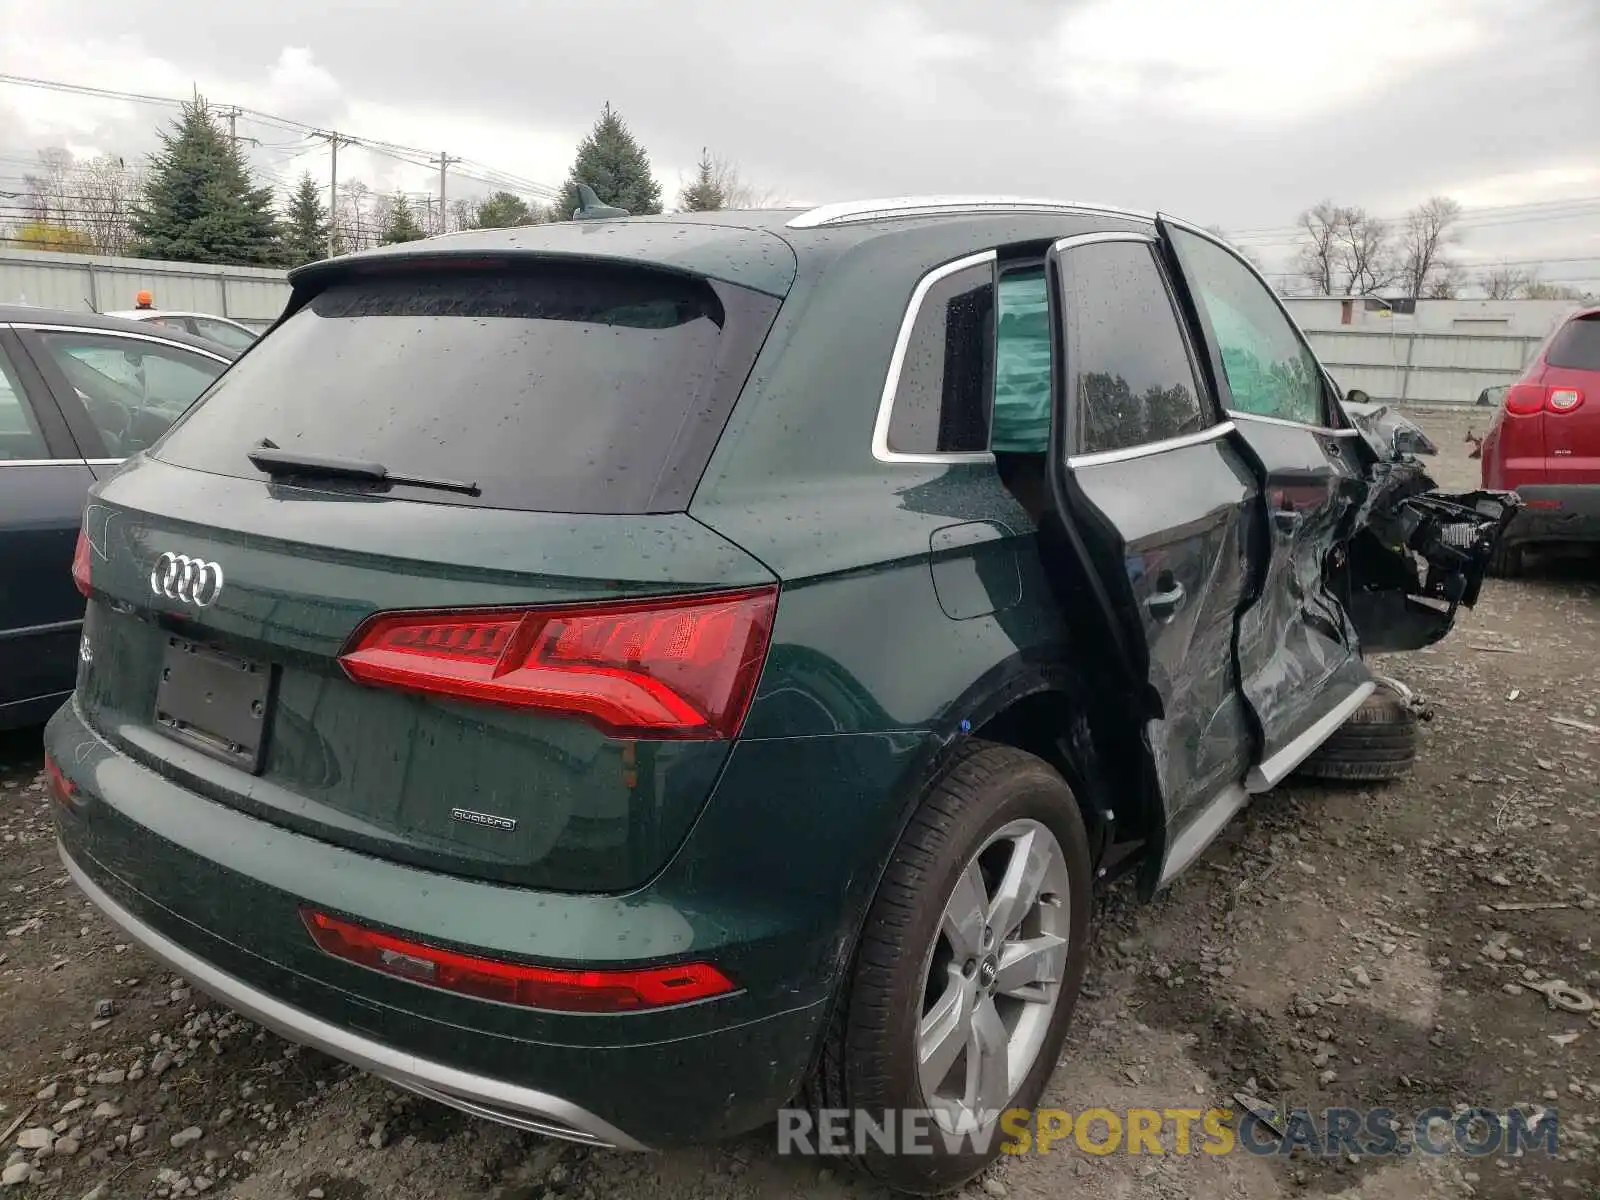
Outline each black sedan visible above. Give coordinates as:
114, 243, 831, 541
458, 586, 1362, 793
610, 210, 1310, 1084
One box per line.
1, 307, 237, 730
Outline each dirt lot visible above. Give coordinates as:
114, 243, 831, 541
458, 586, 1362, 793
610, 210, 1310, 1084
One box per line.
2, 405, 1597, 1200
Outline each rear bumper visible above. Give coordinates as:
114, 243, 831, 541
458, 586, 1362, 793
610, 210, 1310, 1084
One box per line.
44, 699, 922, 1147
1504, 484, 1600, 546
62, 846, 644, 1149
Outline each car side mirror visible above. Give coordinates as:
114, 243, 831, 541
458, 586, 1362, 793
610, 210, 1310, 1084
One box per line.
1346, 388, 1371, 405
1477, 386, 1508, 408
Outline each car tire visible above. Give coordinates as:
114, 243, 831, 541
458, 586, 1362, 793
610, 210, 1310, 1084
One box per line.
1488, 540, 1525, 579
807, 740, 1093, 1195
1294, 689, 1417, 783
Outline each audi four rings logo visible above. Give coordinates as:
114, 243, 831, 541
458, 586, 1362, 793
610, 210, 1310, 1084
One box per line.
150, 552, 225, 607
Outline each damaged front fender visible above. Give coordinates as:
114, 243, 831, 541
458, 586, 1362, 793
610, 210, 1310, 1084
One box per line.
1335, 429, 1520, 653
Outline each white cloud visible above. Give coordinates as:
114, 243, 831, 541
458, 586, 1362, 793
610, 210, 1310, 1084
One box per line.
1036, 0, 1486, 124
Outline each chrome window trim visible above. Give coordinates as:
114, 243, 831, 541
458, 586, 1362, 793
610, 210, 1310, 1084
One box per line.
872, 249, 999, 465
1054, 230, 1234, 465
1227, 409, 1363, 436
0, 458, 88, 468
1067, 421, 1237, 469
1051, 231, 1157, 252
86, 458, 125, 466
5, 323, 233, 366
789, 195, 1155, 230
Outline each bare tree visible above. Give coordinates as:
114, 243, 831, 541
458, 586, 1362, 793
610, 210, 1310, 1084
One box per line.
76, 156, 139, 256
21, 148, 75, 228
1294, 202, 1343, 295
1295, 201, 1398, 295
1397, 196, 1462, 300
1481, 263, 1533, 299
1521, 276, 1588, 301
1333, 206, 1396, 295
336, 180, 373, 252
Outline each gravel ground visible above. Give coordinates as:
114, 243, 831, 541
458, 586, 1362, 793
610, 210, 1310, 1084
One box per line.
2, 406, 1597, 1200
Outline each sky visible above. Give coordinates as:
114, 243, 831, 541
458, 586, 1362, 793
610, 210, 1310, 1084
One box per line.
1, 0, 1597, 289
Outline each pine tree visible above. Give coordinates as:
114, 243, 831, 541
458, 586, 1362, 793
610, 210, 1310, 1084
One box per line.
559, 102, 662, 218
677, 149, 726, 212
381, 193, 427, 244
130, 100, 283, 266
281, 173, 331, 266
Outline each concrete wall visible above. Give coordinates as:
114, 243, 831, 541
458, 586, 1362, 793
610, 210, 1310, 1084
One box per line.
1285, 298, 1589, 406
1283, 296, 1582, 339
0, 248, 290, 324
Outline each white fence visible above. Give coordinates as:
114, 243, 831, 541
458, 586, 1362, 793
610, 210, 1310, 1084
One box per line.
0, 247, 291, 326
1304, 328, 1545, 406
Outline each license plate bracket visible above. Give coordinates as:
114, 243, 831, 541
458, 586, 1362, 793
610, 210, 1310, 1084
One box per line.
154, 637, 274, 773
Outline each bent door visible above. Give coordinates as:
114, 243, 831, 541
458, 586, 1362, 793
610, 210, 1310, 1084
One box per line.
1158, 220, 1373, 791
1044, 231, 1256, 873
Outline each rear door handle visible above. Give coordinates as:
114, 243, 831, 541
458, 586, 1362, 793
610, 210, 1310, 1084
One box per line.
1146, 581, 1186, 621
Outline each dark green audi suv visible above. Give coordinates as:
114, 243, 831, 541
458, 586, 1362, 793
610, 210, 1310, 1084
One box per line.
46, 197, 1513, 1193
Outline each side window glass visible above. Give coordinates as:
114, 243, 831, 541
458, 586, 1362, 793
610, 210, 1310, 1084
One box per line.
194, 318, 257, 352
1170, 228, 1324, 424
36, 334, 225, 458
1062, 241, 1205, 455
886, 261, 994, 455
991, 267, 1052, 454
0, 347, 49, 461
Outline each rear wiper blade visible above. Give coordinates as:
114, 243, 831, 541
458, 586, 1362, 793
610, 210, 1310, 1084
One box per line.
246, 443, 481, 497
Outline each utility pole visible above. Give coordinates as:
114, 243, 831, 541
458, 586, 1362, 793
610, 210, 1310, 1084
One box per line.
430, 152, 459, 235
222, 107, 240, 149
318, 131, 357, 257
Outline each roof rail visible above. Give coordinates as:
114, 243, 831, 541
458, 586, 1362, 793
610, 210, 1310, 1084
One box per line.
785, 195, 1154, 230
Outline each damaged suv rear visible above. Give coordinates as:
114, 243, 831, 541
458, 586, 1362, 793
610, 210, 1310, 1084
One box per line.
49, 197, 1512, 1195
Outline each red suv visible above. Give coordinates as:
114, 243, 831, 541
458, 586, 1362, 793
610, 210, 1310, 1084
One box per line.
1480, 307, 1600, 574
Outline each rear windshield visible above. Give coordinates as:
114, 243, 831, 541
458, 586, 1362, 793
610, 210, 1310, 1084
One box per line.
1546, 315, 1600, 371
154, 262, 779, 512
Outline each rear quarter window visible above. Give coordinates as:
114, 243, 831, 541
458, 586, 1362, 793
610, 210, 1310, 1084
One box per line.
1546, 315, 1600, 370
154, 263, 780, 513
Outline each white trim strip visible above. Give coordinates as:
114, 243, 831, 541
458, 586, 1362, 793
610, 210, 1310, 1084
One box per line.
1245, 681, 1376, 794
872, 250, 998, 465
7, 323, 232, 365
0, 458, 87, 468
1067, 421, 1236, 469
1157, 783, 1248, 888
788, 196, 1155, 230
61, 848, 648, 1152
1226, 409, 1360, 437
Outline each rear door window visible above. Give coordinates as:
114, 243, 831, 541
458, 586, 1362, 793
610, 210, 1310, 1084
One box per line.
33, 333, 226, 458
1546, 315, 1600, 370
154, 263, 780, 513
0, 345, 49, 461
1058, 240, 1206, 455
192, 317, 258, 352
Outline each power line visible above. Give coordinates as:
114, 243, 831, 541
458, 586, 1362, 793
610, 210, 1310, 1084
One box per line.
0, 71, 561, 201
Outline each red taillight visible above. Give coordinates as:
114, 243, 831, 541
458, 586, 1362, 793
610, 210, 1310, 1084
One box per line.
338, 588, 777, 740
1504, 384, 1547, 415
1505, 384, 1586, 414
71, 530, 91, 597
43, 753, 76, 807
300, 908, 734, 1012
